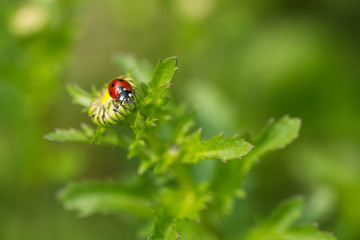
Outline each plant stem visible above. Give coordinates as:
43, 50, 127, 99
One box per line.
171, 163, 195, 191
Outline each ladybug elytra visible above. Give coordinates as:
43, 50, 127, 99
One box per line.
108, 78, 134, 103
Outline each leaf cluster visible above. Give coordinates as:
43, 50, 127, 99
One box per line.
45, 56, 335, 239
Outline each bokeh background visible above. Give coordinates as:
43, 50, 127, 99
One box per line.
0, 0, 358, 239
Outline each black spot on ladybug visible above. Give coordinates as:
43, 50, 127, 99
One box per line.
119, 79, 124, 82
110, 92, 113, 95
111, 83, 115, 87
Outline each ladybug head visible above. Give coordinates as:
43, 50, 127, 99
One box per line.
118, 87, 133, 103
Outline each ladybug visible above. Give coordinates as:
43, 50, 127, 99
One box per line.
89, 76, 138, 127
108, 78, 134, 103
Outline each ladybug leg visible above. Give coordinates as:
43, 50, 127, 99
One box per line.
119, 100, 128, 111
131, 91, 138, 101
114, 101, 126, 112
114, 102, 119, 109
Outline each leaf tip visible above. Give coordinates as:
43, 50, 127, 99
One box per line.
168, 56, 178, 61
268, 117, 275, 124
220, 158, 227, 163
43, 134, 51, 141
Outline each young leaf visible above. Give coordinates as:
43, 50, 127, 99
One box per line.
265, 196, 304, 232
45, 123, 130, 147
148, 210, 180, 240
248, 115, 301, 165
128, 111, 166, 174
243, 197, 336, 240
58, 180, 153, 218
148, 184, 211, 240
128, 57, 178, 174
139, 58, 178, 118
160, 183, 212, 220
44, 125, 91, 143
152, 130, 253, 174
211, 116, 301, 212
285, 224, 337, 240
89, 125, 107, 145
66, 83, 92, 108
179, 131, 253, 164
149, 57, 178, 93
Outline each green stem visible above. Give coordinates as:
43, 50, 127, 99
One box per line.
171, 163, 195, 191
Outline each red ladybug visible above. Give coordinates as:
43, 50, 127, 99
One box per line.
108, 78, 134, 103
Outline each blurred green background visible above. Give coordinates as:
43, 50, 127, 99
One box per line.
0, 0, 358, 239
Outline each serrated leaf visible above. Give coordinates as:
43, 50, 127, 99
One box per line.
141, 57, 177, 109
211, 116, 301, 212
249, 115, 301, 165
160, 183, 212, 220
148, 210, 180, 240
58, 181, 153, 218
266, 196, 304, 231
244, 197, 337, 240
45, 123, 130, 147
128, 112, 163, 174
172, 105, 196, 143
175, 221, 218, 240
66, 83, 92, 108
180, 130, 253, 164
44, 126, 90, 143
148, 183, 211, 240
128, 58, 178, 174
152, 130, 253, 174
285, 224, 337, 240
149, 57, 178, 93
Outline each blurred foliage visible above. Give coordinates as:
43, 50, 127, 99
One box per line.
0, 0, 358, 239
243, 197, 335, 240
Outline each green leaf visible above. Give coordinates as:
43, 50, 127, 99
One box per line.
265, 196, 304, 232
153, 130, 253, 174
44, 125, 91, 143
149, 57, 178, 93
211, 116, 301, 212
89, 125, 107, 145
244, 197, 337, 240
160, 183, 212, 220
129, 111, 165, 174
248, 115, 301, 165
44, 123, 130, 147
141, 57, 177, 111
148, 183, 211, 240
128, 57, 178, 174
285, 224, 337, 240
66, 83, 92, 108
58, 180, 153, 218
180, 131, 253, 164
172, 105, 196, 143
148, 210, 180, 240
